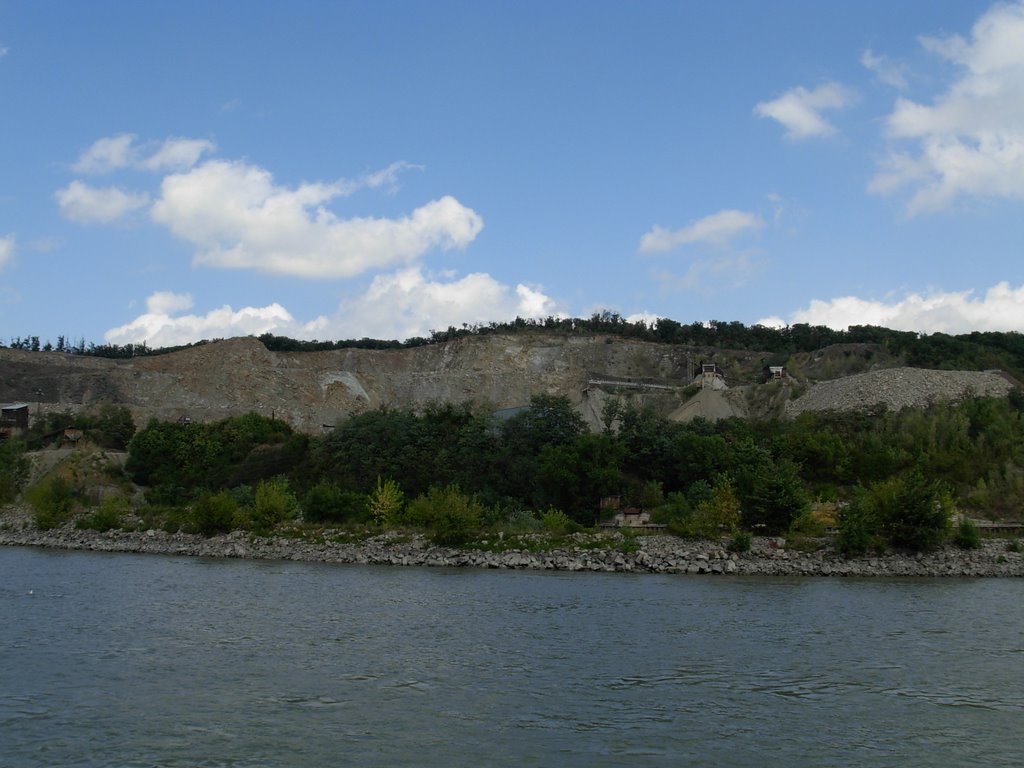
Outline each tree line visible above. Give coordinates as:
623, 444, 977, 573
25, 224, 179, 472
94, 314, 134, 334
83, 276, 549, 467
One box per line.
22, 390, 1001, 550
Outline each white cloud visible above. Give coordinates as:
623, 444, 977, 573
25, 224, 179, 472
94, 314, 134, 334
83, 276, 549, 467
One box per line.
104, 269, 559, 346
150, 159, 483, 278
73, 134, 137, 174
861, 48, 909, 89
754, 82, 856, 139
139, 138, 217, 172
73, 134, 215, 174
55, 181, 150, 224
104, 293, 327, 348
0, 46, 8, 58
335, 267, 561, 340
870, 1, 1024, 213
760, 281, 1024, 334
145, 291, 196, 315
639, 209, 763, 253
0, 233, 15, 271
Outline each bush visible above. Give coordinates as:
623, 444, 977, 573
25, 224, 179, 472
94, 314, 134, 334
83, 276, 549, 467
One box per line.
953, 517, 982, 550
77, 496, 129, 532
190, 490, 239, 536
836, 490, 885, 557
404, 485, 484, 546
249, 477, 299, 532
728, 531, 752, 553
1007, 539, 1022, 553
368, 477, 404, 528
669, 478, 740, 539
26, 476, 77, 530
540, 507, 577, 536
884, 472, 951, 552
302, 482, 369, 524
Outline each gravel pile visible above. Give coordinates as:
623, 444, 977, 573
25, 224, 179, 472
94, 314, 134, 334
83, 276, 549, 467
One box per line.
786, 367, 1015, 417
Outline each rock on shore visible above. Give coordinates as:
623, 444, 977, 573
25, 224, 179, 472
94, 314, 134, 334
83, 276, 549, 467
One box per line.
2, 512, 1021, 577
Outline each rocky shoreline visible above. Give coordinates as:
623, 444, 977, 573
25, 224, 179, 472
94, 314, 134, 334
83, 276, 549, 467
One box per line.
2, 511, 1021, 577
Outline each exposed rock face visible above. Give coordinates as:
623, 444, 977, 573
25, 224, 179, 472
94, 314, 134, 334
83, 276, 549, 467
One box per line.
1, 335, 1019, 432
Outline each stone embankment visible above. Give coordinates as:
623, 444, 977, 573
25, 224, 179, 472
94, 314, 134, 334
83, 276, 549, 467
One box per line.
2, 516, 1021, 577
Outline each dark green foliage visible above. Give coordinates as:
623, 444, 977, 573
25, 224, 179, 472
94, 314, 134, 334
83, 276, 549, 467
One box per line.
535, 433, 624, 524
302, 482, 369, 524
728, 531, 752, 553
126, 413, 296, 502
836, 490, 886, 557
883, 472, 951, 552
190, 490, 239, 536
0, 439, 29, 502
953, 517, 982, 550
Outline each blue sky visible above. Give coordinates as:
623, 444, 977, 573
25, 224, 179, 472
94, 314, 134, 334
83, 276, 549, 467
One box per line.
2, 0, 1023, 346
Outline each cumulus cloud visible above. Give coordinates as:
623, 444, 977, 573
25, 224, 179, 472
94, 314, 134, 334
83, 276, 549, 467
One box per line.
870, 1, 1024, 213
759, 281, 1024, 334
0, 233, 14, 271
334, 267, 561, 340
754, 82, 856, 139
73, 134, 215, 174
106, 270, 560, 346
55, 181, 150, 224
104, 292, 328, 348
150, 159, 483, 278
861, 48, 909, 89
639, 209, 763, 253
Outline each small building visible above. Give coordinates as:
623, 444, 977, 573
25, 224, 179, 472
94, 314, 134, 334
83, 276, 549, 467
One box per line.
762, 365, 788, 382
1, 403, 29, 438
598, 496, 666, 531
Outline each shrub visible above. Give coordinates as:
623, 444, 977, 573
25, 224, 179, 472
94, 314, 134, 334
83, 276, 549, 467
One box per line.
250, 477, 299, 532
728, 531, 752, 553
404, 485, 484, 546
884, 472, 951, 552
1007, 539, 1022, 553
540, 507, 576, 536
302, 482, 369, 524
190, 490, 239, 536
77, 496, 129, 532
670, 478, 741, 539
368, 477, 404, 528
26, 476, 77, 530
953, 518, 982, 550
836, 489, 885, 557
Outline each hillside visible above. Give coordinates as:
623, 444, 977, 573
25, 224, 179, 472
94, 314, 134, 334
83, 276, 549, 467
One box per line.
0, 334, 1018, 432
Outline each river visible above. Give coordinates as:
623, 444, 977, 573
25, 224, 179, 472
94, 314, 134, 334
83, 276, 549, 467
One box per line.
1, 547, 1022, 767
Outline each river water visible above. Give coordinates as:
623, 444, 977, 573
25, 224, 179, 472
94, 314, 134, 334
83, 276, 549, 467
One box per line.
1, 547, 1022, 767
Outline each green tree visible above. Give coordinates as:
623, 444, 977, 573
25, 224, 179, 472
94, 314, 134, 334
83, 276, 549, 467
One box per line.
369, 477, 404, 527
250, 477, 299, 532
